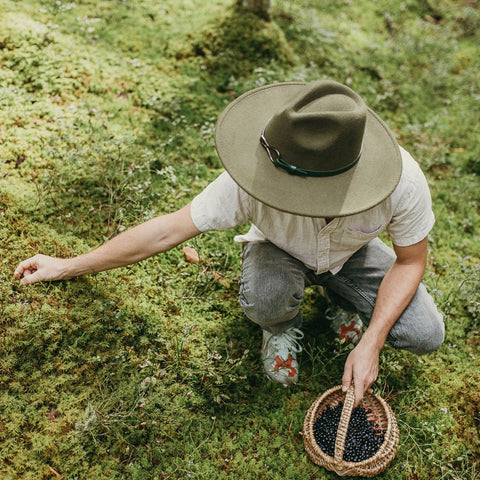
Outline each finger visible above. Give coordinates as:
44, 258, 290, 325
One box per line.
20, 270, 42, 285
14, 265, 26, 278
342, 366, 353, 393
14, 258, 38, 278
353, 382, 365, 407
20, 269, 35, 277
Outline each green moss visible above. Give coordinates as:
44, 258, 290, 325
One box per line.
1, 0, 479, 478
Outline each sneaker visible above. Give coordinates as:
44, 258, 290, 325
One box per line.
261, 327, 304, 385
325, 305, 363, 344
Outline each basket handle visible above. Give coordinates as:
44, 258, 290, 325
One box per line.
333, 385, 355, 467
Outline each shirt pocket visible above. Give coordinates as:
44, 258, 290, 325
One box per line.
337, 224, 386, 251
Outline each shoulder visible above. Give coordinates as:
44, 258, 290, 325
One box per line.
385, 146, 435, 246
192, 171, 251, 206
190, 171, 253, 232
389, 147, 431, 205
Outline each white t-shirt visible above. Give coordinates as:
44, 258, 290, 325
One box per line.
190, 147, 435, 275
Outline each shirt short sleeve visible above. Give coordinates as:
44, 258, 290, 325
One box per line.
190, 171, 252, 232
386, 149, 435, 247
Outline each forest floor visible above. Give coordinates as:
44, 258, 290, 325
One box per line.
1, 0, 479, 478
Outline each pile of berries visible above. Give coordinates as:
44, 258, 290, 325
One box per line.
313, 402, 386, 462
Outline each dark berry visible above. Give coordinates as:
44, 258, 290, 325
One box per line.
313, 403, 385, 462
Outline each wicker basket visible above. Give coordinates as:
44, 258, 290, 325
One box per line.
303, 385, 399, 477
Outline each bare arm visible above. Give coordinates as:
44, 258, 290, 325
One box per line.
342, 236, 428, 405
14, 202, 201, 285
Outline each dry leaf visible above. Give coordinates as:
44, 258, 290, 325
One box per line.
213, 271, 225, 283
182, 246, 200, 264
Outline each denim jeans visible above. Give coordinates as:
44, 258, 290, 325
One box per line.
239, 239, 444, 354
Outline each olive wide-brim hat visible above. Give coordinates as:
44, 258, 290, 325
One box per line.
215, 80, 402, 217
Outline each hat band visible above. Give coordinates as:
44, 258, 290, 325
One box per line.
260, 127, 362, 178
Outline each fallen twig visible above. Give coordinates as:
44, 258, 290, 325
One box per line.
46, 465, 64, 479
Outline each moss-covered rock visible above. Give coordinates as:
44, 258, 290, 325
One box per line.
175, 4, 295, 88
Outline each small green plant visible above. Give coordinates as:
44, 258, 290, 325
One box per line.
1, 0, 479, 479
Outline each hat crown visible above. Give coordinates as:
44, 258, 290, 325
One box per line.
265, 81, 367, 173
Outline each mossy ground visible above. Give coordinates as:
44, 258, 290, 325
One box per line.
1, 0, 479, 478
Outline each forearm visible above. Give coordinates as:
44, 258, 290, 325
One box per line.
360, 259, 425, 352
64, 204, 200, 277
14, 203, 201, 284
342, 237, 428, 404
63, 223, 165, 277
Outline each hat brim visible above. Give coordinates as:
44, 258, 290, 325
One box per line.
215, 82, 402, 218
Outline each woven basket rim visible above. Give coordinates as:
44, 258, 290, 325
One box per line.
303, 385, 399, 476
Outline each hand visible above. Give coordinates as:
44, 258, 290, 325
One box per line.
342, 338, 380, 406
14, 254, 71, 285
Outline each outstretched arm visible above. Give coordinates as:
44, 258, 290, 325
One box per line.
342, 236, 428, 406
14, 202, 201, 285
